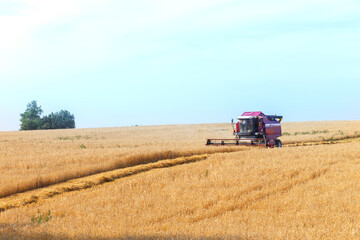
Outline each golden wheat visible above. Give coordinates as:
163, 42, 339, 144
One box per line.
1, 141, 359, 239
0, 124, 239, 198
1, 121, 358, 200
0, 121, 360, 239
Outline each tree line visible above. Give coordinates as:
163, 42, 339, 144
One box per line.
20, 101, 75, 130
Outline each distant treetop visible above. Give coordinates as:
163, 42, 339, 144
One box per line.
20, 101, 75, 130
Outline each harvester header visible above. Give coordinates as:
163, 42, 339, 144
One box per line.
206, 111, 283, 148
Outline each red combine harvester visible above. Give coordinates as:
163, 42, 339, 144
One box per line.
206, 111, 283, 148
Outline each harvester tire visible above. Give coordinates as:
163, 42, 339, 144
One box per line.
275, 139, 282, 148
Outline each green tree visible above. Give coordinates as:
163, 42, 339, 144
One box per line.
20, 101, 43, 130
41, 110, 75, 129
20, 101, 76, 130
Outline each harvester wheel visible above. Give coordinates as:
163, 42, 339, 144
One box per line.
275, 139, 282, 148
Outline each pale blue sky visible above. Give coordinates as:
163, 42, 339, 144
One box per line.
0, 0, 359, 131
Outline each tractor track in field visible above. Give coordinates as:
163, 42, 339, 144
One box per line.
183, 138, 360, 223
0, 152, 238, 212
147, 166, 332, 225
187, 167, 330, 223
0, 136, 359, 213
188, 142, 359, 223
149, 149, 347, 224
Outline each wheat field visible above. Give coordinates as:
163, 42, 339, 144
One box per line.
1, 121, 360, 239
0, 124, 240, 199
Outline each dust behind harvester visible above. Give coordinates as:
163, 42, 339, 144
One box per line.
206, 111, 283, 148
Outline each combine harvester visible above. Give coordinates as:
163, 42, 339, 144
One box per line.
206, 111, 283, 148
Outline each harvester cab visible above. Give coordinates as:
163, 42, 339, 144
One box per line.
207, 111, 283, 148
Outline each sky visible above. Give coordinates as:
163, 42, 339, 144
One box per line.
0, 0, 359, 131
